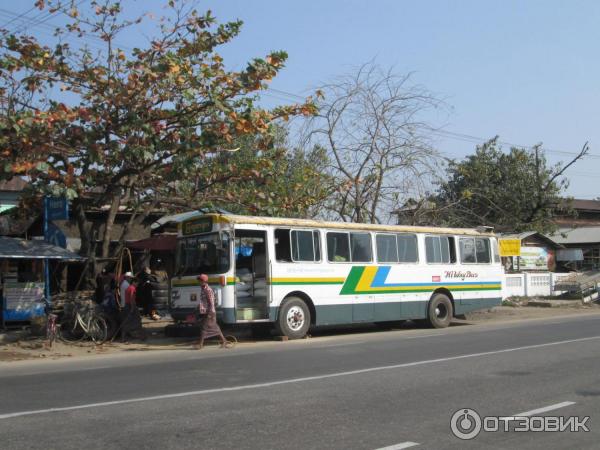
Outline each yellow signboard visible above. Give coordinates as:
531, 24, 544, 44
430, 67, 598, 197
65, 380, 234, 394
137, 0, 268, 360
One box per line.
499, 239, 521, 257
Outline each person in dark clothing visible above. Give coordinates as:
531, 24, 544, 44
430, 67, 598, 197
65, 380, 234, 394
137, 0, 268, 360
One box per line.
137, 267, 155, 317
119, 278, 145, 342
95, 268, 115, 304
101, 284, 117, 313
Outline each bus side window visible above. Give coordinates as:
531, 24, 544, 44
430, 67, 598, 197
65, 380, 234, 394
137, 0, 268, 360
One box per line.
448, 237, 457, 263
460, 237, 491, 264
475, 238, 491, 263
398, 234, 418, 263
350, 232, 372, 262
313, 231, 321, 262
327, 232, 350, 262
459, 237, 476, 263
376, 234, 398, 263
426, 235, 455, 264
492, 238, 501, 263
275, 228, 292, 262
291, 230, 318, 262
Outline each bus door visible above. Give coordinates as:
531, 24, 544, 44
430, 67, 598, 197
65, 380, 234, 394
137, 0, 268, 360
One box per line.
233, 227, 270, 321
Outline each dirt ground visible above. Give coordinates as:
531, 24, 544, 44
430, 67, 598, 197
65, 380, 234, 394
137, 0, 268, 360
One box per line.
2, 303, 599, 362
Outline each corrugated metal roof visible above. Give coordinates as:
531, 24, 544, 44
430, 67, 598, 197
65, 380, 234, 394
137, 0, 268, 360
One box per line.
0, 237, 85, 260
549, 227, 600, 244
571, 199, 600, 212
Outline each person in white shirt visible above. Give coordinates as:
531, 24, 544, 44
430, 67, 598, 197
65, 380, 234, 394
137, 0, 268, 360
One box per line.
119, 272, 133, 309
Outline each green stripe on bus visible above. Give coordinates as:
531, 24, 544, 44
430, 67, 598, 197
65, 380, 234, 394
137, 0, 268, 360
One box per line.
339, 266, 366, 295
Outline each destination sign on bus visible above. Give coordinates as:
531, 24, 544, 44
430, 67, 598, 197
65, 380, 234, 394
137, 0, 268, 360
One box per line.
182, 217, 213, 235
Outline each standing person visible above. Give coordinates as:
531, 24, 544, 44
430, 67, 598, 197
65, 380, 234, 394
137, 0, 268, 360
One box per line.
137, 267, 154, 318
119, 272, 133, 309
94, 269, 105, 304
120, 278, 145, 342
195, 274, 230, 349
125, 279, 137, 310
101, 283, 117, 313
95, 268, 116, 304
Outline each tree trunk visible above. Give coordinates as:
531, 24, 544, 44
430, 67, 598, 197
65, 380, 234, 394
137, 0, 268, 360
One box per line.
101, 190, 121, 258
74, 200, 91, 257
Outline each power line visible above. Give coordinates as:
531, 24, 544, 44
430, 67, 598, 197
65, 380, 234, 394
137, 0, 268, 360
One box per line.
429, 128, 597, 159
268, 88, 306, 101
8, 4, 67, 34
0, 4, 133, 52
0, 5, 37, 29
260, 86, 599, 160
8, 0, 89, 34
6, 6, 597, 166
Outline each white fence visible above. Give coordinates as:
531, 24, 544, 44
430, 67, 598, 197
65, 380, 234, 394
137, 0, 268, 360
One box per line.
501, 272, 574, 299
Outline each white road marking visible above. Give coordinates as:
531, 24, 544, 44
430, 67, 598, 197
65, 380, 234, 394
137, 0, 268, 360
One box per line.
403, 334, 441, 339
1, 335, 598, 420
503, 401, 576, 420
375, 441, 419, 449
320, 341, 367, 348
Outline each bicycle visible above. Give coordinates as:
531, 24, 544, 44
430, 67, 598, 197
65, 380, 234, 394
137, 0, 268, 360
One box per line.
42, 298, 59, 348
60, 302, 108, 344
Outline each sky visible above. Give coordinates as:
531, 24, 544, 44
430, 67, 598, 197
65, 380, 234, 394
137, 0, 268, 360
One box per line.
2, 0, 600, 199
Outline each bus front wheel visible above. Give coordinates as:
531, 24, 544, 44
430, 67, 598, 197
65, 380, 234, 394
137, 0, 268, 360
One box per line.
275, 297, 311, 339
427, 293, 453, 328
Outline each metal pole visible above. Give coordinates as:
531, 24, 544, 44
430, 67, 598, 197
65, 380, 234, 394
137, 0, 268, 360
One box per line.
43, 196, 50, 301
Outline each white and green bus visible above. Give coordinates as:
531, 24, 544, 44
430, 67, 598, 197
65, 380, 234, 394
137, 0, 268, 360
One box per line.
170, 214, 503, 339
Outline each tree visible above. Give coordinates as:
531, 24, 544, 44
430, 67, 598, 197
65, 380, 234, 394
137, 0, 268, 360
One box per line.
427, 137, 588, 233
163, 126, 333, 218
0, 1, 315, 267
302, 62, 444, 223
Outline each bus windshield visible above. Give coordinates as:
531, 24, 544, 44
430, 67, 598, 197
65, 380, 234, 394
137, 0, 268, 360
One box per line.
175, 232, 231, 276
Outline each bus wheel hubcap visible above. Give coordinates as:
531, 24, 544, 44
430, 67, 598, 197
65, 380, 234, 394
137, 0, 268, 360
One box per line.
287, 306, 304, 331
435, 305, 446, 319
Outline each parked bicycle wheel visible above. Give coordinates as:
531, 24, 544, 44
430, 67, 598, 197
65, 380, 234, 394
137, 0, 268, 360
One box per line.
100, 312, 118, 339
88, 316, 108, 344
45, 314, 58, 346
60, 319, 84, 342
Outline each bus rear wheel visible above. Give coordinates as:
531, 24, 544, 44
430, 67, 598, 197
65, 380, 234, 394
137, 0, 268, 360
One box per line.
427, 293, 453, 328
275, 297, 311, 339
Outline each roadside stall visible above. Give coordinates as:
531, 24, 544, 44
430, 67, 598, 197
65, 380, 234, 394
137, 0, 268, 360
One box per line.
0, 236, 85, 328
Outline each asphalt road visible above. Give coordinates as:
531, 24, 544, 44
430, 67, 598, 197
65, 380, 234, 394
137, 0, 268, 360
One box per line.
1, 314, 600, 449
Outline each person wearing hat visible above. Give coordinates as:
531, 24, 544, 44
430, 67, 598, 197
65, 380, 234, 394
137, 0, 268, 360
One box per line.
195, 274, 230, 349
119, 272, 134, 309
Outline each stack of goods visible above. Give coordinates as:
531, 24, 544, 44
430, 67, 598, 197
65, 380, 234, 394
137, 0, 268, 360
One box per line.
235, 269, 252, 305
50, 290, 95, 318
253, 278, 267, 298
